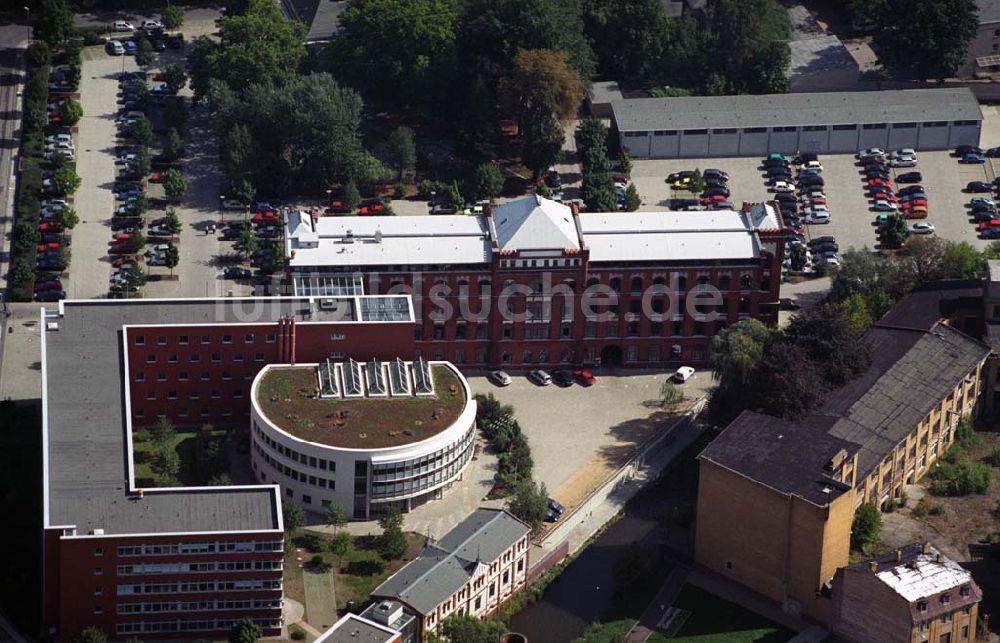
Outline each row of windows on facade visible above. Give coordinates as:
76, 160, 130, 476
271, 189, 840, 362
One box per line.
134, 332, 274, 347
371, 441, 475, 501
134, 406, 249, 420
143, 351, 267, 364
253, 425, 337, 471
425, 562, 523, 628
114, 541, 283, 557
622, 121, 974, 137
371, 429, 476, 482
401, 273, 766, 294
111, 560, 283, 576
254, 444, 337, 491
419, 316, 734, 342
116, 598, 281, 615
116, 617, 281, 635
116, 578, 282, 596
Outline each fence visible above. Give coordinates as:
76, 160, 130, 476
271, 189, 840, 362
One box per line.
526, 541, 569, 584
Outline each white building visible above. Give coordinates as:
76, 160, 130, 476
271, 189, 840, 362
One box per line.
250, 358, 477, 519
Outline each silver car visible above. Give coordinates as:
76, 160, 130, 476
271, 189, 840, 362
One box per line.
488, 370, 512, 387
528, 370, 552, 386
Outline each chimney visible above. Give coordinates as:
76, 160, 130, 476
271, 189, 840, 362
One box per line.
936, 553, 944, 563
483, 202, 493, 217
570, 201, 580, 217
922, 542, 932, 555
869, 561, 878, 572
895, 549, 902, 562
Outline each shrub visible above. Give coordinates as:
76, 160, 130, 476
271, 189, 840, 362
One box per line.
989, 446, 1000, 467
59, 98, 83, 125
299, 533, 324, 553
394, 181, 406, 199
931, 458, 993, 496
929, 503, 946, 516
851, 503, 881, 554
289, 625, 306, 641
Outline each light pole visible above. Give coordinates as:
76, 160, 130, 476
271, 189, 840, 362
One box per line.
325, 188, 332, 210
219, 195, 225, 223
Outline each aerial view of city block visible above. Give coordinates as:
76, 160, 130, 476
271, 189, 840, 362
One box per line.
3, 0, 1000, 642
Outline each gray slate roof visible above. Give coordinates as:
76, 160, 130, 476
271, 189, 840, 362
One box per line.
44, 297, 382, 535
815, 323, 989, 476
699, 411, 856, 506
979, 0, 1000, 24
371, 508, 529, 614
611, 88, 982, 132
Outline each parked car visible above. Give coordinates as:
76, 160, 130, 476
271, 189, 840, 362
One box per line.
488, 370, 512, 387
666, 170, 696, 183
889, 156, 917, 168
551, 369, 574, 387
800, 160, 823, 172
106, 40, 125, 55
122, 40, 138, 55
804, 211, 831, 224
956, 145, 984, 157
772, 181, 793, 193
858, 148, 885, 158
223, 266, 252, 279
987, 147, 1000, 158
961, 152, 987, 164
528, 369, 552, 386
573, 369, 597, 386
968, 181, 993, 193
141, 19, 164, 29
908, 222, 935, 235
672, 366, 695, 383
896, 172, 922, 184
545, 167, 562, 188
972, 197, 996, 208
898, 185, 925, 197
703, 168, 729, 181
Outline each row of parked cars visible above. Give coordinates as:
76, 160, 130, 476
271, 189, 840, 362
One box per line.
666, 169, 732, 210
765, 152, 833, 225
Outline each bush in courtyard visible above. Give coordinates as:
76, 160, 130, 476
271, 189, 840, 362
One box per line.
931, 458, 993, 496
851, 502, 881, 554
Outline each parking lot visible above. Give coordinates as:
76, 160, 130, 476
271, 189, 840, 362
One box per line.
628, 146, 1000, 256
67, 6, 255, 300
467, 370, 711, 510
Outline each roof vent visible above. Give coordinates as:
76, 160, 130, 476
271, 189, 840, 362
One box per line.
91, 528, 104, 535
344, 229, 354, 244
374, 229, 382, 244
821, 486, 831, 494
319, 298, 338, 311
46, 321, 59, 331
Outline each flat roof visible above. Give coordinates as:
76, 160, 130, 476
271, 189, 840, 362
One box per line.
255, 363, 467, 449
611, 88, 982, 132
314, 613, 399, 643
43, 297, 412, 535
979, 0, 1000, 24
286, 210, 490, 268
588, 80, 624, 104
578, 204, 779, 264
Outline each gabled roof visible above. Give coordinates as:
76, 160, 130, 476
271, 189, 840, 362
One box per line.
370, 508, 529, 614
492, 196, 580, 252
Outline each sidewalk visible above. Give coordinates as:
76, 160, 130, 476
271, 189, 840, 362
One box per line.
626, 565, 691, 641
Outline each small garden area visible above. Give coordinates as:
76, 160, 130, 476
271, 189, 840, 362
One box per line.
132, 420, 233, 487
647, 585, 792, 643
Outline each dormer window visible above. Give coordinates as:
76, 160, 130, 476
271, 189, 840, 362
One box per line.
917, 601, 928, 612
941, 594, 951, 605
960, 585, 971, 597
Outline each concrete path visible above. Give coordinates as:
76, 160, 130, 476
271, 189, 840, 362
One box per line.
302, 568, 338, 631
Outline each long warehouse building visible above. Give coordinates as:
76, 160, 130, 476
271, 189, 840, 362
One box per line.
612, 88, 982, 158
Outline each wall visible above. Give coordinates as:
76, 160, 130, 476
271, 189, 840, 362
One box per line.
960, 22, 1000, 77
54, 531, 283, 641
832, 568, 914, 643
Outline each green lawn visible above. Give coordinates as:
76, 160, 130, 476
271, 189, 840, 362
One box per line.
575, 618, 638, 642
647, 586, 792, 643
133, 426, 229, 486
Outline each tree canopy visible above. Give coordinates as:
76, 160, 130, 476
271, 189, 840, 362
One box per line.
333, 0, 459, 107
697, 0, 791, 94
213, 73, 366, 196
871, 0, 978, 80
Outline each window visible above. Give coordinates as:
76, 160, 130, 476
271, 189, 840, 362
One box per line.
244, 333, 254, 343
146, 354, 156, 363
157, 336, 167, 346
222, 334, 233, 344
743, 127, 766, 133
685, 128, 708, 135
918, 601, 928, 613
832, 124, 856, 131
134, 335, 145, 346
712, 127, 737, 134
266, 333, 276, 343
201, 334, 211, 344
862, 123, 887, 130
95, 547, 103, 557
134, 372, 145, 382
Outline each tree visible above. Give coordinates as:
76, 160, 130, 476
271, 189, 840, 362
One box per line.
57, 207, 79, 230
472, 163, 504, 201
209, 472, 233, 485
163, 169, 188, 201
576, 117, 610, 170
841, 292, 873, 331
75, 626, 107, 643
378, 506, 408, 560
660, 380, 682, 406
53, 167, 81, 196
385, 126, 417, 181
135, 34, 155, 67
134, 147, 151, 179
129, 117, 154, 146
455, 74, 504, 163
213, 73, 365, 196
234, 224, 259, 259
618, 147, 632, 176
332, 0, 459, 107
433, 614, 507, 643
828, 248, 911, 304
581, 171, 616, 212
872, 0, 978, 80
282, 502, 305, 533
711, 319, 776, 385
325, 504, 347, 534
150, 447, 180, 485
785, 305, 872, 387
120, 265, 148, 290
328, 531, 352, 571
58, 98, 82, 126
165, 209, 182, 234
584, 0, 678, 85
206, 0, 308, 91
881, 214, 909, 249
342, 181, 361, 210
163, 99, 188, 133
502, 48, 585, 132
150, 417, 176, 446
623, 183, 641, 211
186, 36, 219, 104
162, 5, 185, 30
522, 111, 564, 181
508, 478, 548, 532
26, 42, 51, 68
164, 64, 189, 93
789, 242, 807, 271
943, 241, 987, 279
35, 0, 75, 46
164, 128, 185, 162
687, 169, 705, 194
755, 341, 826, 419
163, 245, 180, 277
697, 0, 791, 94
228, 617, 262, 643
850, 502, 882, 554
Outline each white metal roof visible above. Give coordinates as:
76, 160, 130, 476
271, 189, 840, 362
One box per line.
492, 195, 580, 251
578, 210, 765, 263
876, 550, 972, 602
287, 213, 491, 268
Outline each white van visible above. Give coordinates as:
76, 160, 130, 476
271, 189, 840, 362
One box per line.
113, 21, 134, 32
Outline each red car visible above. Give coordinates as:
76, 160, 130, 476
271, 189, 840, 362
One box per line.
701, 194, 727, 205
110, 242, 139, 254
901, 199, 928, 209
573, 369, 597, 386
328, 200, 352, 214
49, 112, 62, 125
35, 280, 62, 291
866, 178, 892, 188
870, 192, 897, 202
37, 242, 60, 252
149, 171, 167, 183
39, 222, 63, 232
977, 219, 1000, 231
358, 203, 385, 216
113, 232, 132, 241
252, 211, 279, 223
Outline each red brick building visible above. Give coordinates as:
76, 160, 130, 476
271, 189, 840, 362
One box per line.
286, 196, 786, 369
42, 296, 415, 640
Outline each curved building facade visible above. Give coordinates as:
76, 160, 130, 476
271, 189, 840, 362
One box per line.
250, 359, 477, 519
